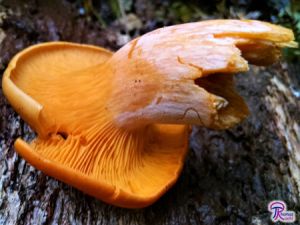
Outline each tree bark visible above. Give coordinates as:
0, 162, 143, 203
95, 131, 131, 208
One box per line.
0, 0, 299, 224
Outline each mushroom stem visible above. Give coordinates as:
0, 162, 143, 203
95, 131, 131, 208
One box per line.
105, 20, 297, 130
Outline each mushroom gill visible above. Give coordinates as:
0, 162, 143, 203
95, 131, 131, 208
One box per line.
2, 20, 296, 208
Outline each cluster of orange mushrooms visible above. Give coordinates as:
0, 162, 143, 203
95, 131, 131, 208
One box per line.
2, 20, 296, 208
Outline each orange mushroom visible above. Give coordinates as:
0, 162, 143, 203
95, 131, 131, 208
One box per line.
2, 20, 297, 208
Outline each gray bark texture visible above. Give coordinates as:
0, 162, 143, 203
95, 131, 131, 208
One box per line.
0, 0, 300, 224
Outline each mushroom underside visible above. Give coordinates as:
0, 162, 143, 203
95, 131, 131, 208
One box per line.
6, 43, 190, 206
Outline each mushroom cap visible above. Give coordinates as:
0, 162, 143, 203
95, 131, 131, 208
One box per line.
2, 20, 297, 208
3, 42, 190, 208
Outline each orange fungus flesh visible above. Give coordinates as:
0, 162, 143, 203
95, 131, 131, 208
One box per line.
2, 20, 297, 208
4, 42, 189, 208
